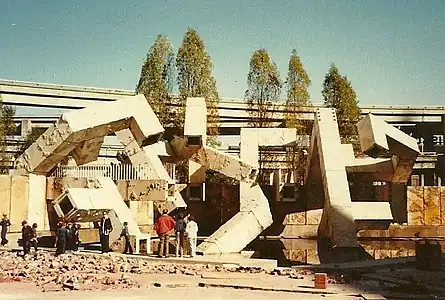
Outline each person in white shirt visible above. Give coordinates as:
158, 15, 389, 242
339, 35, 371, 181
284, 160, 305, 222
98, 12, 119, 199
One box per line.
185, 216, 198, 257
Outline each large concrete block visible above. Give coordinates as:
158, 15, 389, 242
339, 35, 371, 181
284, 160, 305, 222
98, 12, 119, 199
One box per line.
197, 184, 272, 255
424, 186, 441, 226
10, 176, 29, 232
15, 94, 164, 175
184, 97, 207, 146
27, 174, 47, 230
283, 212, 306, 225
407, 187, 425, 225
0, 176, 11, 220
190, 146, 256, 183
356, 114, 419, 183
71, 136, 105, 165
189, 160, 206, 184
306, 209, 323, 225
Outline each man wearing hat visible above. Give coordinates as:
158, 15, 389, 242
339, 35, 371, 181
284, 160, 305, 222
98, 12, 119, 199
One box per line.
0, 214, 11, 246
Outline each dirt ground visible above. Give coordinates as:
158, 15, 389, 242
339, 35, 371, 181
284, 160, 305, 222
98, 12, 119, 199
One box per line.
0, 283, 363, 300
1, 249, 445, 299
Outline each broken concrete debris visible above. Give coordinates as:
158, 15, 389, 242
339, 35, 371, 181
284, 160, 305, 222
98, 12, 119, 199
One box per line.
0, 251, 315, 292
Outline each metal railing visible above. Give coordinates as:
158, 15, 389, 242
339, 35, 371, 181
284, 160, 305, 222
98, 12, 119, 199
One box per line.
50, 163, 176, 181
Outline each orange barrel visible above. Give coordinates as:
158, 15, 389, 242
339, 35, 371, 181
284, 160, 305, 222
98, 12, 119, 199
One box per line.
314, 273, 327, 289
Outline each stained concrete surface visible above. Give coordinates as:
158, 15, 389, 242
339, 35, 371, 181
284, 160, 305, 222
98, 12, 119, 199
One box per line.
0, 286, 362, 300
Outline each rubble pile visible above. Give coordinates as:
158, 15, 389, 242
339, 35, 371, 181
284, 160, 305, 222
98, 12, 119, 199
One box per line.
269, 267, 313, 279
0, 251, 314, 292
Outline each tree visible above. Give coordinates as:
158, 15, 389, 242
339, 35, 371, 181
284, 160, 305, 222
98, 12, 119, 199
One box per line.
176, 28, 220, 136
245, 49, 282, 128
136, 34, 176, 128
322, 64, 361, 150
284, 50, 312, 184
284, 49, 311, 131
245, 49, 282, 183
0, 96, 16, 174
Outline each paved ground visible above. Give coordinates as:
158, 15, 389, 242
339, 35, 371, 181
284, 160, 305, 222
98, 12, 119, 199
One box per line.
0, 284, 362, 300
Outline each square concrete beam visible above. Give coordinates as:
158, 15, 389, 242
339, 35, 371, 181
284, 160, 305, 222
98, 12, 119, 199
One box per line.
190, 146, 257, 183
357, 114, 420, 183
184, 97, 207, 147
15, 94, 164, 175
197, 184, 272, 255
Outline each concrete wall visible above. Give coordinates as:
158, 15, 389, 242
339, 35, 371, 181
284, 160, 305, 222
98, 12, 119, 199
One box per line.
263, 185, 445, 264
0, 175, 47, 233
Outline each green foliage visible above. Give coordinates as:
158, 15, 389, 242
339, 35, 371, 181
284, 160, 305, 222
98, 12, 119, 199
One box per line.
176, 28, 220, 135
322, 64, 361, 150
245, 49, 282, 128
136, 35, 177, 128
284, 50, 312, 183
0, 96, 16, 174
245, 49, 282, 184
284, 49, 312, 133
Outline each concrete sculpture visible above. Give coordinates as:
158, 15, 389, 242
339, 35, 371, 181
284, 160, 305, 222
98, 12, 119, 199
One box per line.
305, 109, 419, 262
14, 94, 164, 175
14, 94, 170, 252
165, 97, 271, 254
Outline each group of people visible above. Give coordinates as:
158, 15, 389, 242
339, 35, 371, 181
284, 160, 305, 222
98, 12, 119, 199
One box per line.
54, 220, 81, 256
2, 209, 199, 259
1, 213, 38, 256
155, 209, 199, 258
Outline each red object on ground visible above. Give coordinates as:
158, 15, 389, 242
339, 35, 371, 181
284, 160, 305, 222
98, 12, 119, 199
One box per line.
314, 273, 327, 289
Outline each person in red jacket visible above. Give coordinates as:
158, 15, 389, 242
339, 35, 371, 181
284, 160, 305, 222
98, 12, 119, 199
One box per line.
154, 209, 176, 258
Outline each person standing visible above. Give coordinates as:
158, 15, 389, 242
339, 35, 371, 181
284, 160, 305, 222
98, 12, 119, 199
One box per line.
0, 214, 11, 246
186, 216, 199, 258
119, 221, 133, 254
154, 209, 175, 258
21, 221, 32, 256
30, 223, 38, 252
55, 221, 68, 256
175, 213, 186, 257
66, 223, 74, 251
99, 211, 113, 253
72, 223, 80, 252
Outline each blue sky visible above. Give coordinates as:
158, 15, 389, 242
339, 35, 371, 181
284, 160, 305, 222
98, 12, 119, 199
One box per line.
1, 0, 444, 108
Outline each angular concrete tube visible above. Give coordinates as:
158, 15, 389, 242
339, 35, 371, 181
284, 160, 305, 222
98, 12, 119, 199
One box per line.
356, 114, 420, 183
190, 146, 257, 183
52, 177, 150, 254
115, 128, 186, 212
307, 109, 394, 251
15, 94, 164, 175
197, 184, 272, 254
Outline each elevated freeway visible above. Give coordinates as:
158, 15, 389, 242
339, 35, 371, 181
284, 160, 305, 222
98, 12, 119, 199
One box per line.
1, 78, 444, 155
